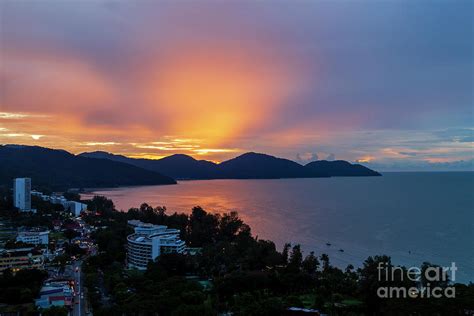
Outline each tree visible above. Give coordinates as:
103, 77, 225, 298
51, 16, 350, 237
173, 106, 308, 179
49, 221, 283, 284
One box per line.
302, 251, 319, 274
358, 255, 392, 315
187, 207, 219, 246
64, 228, 80, 242
219, 211, 245, 241
86, 196, 115, 214
320, 253, 330, 272
65, 242, 87, 256
153, 253, 188, 276
0, 186, 13, 211
281, 243, 291, 265
233, 292, 284, 316
42, 306, 68, 316
63, 191, 81, 202
0, 268, 47, 305
288, 244, 303, 271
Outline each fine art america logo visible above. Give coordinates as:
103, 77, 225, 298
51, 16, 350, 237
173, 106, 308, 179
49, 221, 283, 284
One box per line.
377, 262, 457, 299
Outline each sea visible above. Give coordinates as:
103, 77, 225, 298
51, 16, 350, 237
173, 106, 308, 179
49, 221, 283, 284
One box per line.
82, 172, 474, 283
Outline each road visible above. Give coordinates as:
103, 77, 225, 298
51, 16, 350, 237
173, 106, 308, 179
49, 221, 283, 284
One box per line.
73, 260, 87, 316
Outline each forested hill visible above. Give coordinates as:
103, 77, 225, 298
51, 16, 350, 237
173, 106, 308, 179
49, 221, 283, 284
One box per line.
0, 145, 176, 190
81, 151, 381, 179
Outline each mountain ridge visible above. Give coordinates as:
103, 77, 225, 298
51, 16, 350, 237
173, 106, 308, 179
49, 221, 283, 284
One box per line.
216, 152, 329, 179
80, 150, 381, 179
80, 151, 219, 179
0, 145, 381, 191
0, 145, 176, 190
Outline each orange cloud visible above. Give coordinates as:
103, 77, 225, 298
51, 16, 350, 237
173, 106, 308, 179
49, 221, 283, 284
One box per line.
1, 50, 115, 114
355, 156, 375, 163
141, 43, 309, 146
1, 38, 313, 161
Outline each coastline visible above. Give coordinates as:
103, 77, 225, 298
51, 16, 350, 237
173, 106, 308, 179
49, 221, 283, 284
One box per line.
81, 173, 474, 284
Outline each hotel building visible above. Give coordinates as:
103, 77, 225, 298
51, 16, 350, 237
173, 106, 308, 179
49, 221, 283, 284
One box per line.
127, 220, 186, 270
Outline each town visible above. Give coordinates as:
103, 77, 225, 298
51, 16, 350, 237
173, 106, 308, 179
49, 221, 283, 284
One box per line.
1, 177, 473, 316
1, 178, 190, 315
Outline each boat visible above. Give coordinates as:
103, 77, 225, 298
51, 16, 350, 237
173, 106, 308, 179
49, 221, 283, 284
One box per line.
326, 243, 331, 246
339, 249, 344, 252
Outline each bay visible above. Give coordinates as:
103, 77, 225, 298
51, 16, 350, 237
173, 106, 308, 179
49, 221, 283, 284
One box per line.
83, 172, 474, 283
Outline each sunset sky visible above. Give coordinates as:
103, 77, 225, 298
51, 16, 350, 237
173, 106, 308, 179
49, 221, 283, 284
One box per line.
0, 1, 472, 170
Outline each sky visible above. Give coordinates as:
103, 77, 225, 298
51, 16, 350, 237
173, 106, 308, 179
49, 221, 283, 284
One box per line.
0, 0, 472, 170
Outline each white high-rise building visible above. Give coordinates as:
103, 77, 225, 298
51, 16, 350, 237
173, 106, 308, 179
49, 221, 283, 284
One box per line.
13, 178, 32, 212
127, 220, 186, 270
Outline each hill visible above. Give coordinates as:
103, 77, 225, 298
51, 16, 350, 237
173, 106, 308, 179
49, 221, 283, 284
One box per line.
305, 160, 381, 177
217, 152, 329, 179
0, 145, 176, 190
79, 151, 219, 179
81, 151, 381, 179
81, 151, 328, 179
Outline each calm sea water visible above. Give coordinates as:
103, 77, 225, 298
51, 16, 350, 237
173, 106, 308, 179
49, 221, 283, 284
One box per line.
83, 172, 474, 283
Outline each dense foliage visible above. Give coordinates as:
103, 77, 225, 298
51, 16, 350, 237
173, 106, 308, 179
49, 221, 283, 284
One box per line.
0, 269, 48, 305
81, 197, 474, 315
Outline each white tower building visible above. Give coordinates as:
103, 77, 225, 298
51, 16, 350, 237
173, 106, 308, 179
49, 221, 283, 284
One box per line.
13, 178, 32, 212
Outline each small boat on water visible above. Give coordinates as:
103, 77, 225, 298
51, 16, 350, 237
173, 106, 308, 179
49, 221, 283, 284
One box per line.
326, 243, 331, 246
339, 249, 344, 252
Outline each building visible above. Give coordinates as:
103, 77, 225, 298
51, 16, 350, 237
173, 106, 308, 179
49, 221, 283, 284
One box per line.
13, 178, 32, 212
32, 189, 87, 216
127, 220, 186, 270
16, 230, 50, 245
0, 247, 44, 273
64, 201, 87, 217
48, 193, 68, 206
35, 280, 74, 309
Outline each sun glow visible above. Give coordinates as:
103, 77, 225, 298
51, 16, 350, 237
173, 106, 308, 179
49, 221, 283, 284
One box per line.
356, 156, 375, 163
144, 46, 305, 147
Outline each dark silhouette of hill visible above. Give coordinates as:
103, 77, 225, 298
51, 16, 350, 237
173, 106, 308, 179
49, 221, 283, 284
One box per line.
80, 151, 219, 179
81, 151, 381, 179
216, 152, 329, 179
81, 151, 328, 179
156, 154, 219, 179
0, 145, 176, 190
305, 160, 381, 176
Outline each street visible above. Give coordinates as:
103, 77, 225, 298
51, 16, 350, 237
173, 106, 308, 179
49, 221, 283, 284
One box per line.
72, 261, 87, 316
